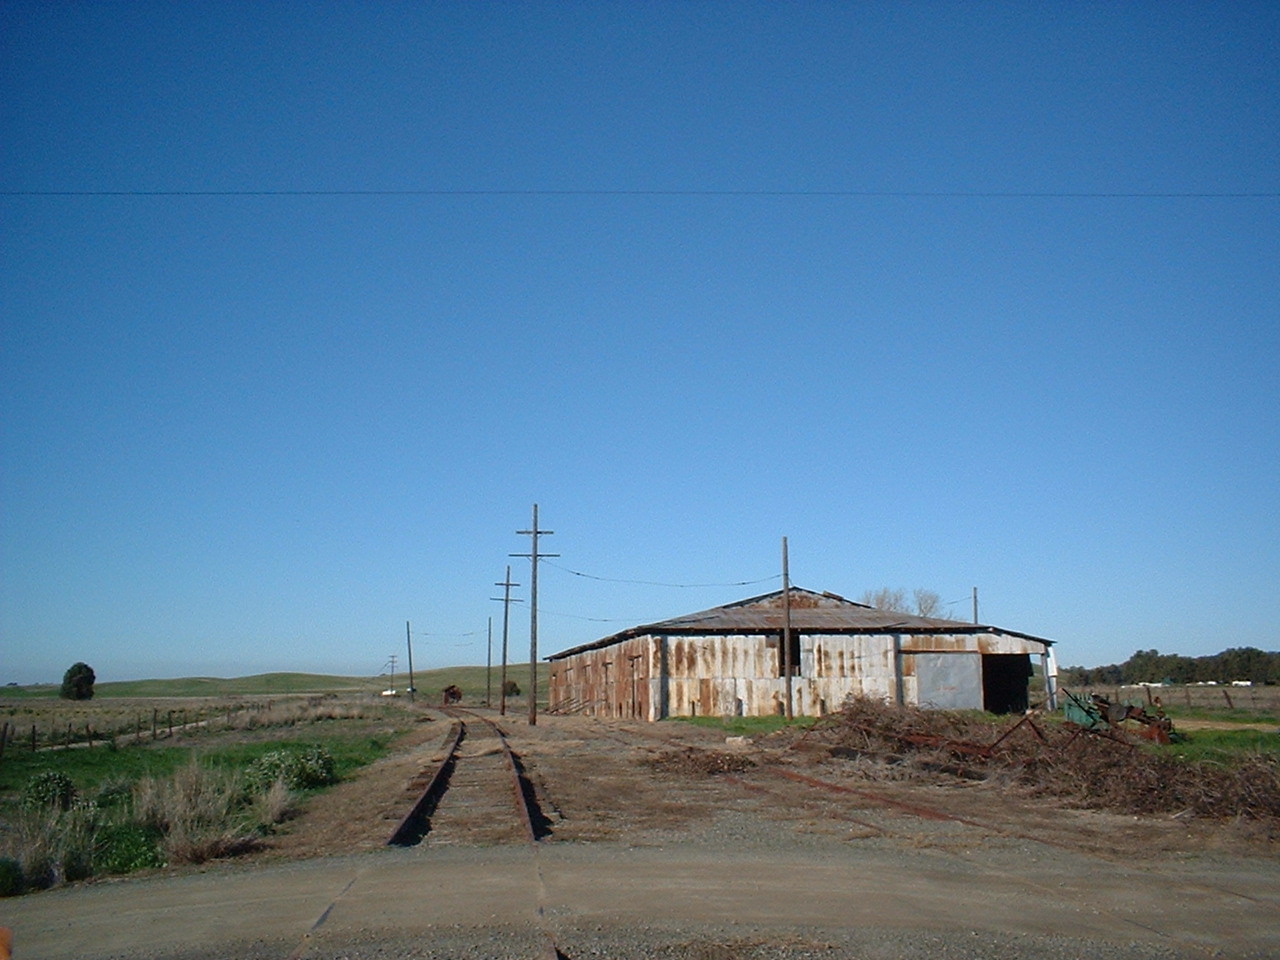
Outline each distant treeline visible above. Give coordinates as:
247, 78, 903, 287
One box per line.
1060, 647, 1280, 687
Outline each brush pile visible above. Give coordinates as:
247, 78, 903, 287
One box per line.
794, 696, 1280, 822
645, 746, 757, 777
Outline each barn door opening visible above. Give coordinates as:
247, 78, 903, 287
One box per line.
982, 654, 1031, 714
776, 630, 801, 677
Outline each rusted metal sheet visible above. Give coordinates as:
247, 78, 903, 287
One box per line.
899, 632, 1032, 655
548, 590, 1051, 721
548, 587, 1055, 662
549, 634, 653, 720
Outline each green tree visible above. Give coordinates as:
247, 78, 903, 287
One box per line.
60, 662, 96, 700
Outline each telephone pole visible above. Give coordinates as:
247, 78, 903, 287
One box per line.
405, 621, 416, 703
514, 504, 557, 726
485, 617, 492, 708
491, 566, 522, 716
782, 536, 793, 720
972, 587, 979, 625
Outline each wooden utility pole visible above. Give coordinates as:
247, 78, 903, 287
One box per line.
405, 621, 416, 703
782, 536, 794, 719
492, 566, 522, 716
514, 504, 557, 726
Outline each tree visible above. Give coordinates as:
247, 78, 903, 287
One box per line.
60, 662, 95, 701
859, 587, 945, 618
912, 589, 943, 619
859, 587, 907, 613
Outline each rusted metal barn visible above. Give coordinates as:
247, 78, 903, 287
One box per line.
547, 587, 1056, 720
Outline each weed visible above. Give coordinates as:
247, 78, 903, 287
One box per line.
245, 745, 337, 792
21, 771, 76, 811
93, 822, 164, 875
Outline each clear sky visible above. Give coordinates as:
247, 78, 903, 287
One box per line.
2, 2, 1276, 684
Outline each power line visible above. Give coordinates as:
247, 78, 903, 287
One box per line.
544, 559, 779, 589
3, 188, 1276, 199
540, 608, 645, 624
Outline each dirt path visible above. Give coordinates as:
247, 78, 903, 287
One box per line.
3, 710, 1277, 959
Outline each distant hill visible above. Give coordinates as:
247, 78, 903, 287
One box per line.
2, 665, 548, 702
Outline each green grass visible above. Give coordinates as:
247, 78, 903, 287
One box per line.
1153, 727, 1280, 764
0, 717, 402, 803
1164, 707, 1280, 726
0, 743, 193, 799
671, 714, 816, 737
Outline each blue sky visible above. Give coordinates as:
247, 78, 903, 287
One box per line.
2, 2, 1276, 684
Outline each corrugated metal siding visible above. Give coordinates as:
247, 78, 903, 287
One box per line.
550, 629, 1045, 720
548, 635, 653, 720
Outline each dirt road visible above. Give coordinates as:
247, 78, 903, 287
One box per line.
3, 711, 1277, 959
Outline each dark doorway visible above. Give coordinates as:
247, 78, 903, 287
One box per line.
775, 630, 801, 677
982, 654, 1032, 714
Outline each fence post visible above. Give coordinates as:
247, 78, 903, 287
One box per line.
31, 724, 37, 752
1223, 689, 1234, 710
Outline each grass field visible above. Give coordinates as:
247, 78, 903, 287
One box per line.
4, 665, 549, 702
1097, 683, 1280, 718
0, 694, 416, 893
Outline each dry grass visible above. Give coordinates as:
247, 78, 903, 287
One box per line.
132, 760, 263, 863
0, 694, 396, 751
3, 803, 96, 888
795, 697, 1280, 823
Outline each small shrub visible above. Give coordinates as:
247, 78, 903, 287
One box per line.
23, 771, 77, 811
252, 777, 294, 827
94, 776, 135, 810
132, 760, 252, 864
94, 823, 164, 875
10, 803, 98, 889
245, 745, 336, 792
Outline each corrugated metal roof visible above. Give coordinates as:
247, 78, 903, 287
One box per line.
547, 587, 1054, 660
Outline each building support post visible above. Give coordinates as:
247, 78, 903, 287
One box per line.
893, 634, 905, 706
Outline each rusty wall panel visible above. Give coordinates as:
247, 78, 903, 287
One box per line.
553, 629, 1043, 721
899, 633, 1044, 655
550, 635, 654, 720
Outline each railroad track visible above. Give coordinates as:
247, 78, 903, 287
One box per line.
387, 708, 567, 959
389, 708, 550, 847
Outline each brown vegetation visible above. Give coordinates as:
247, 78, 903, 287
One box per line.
795, 697, 1280, 823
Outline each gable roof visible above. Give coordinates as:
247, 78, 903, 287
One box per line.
548, 587, 1053, 660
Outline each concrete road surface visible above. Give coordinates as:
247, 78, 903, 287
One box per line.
2, 840, 1278, 959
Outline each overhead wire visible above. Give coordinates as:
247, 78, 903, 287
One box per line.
3, 188, 1276, 199
542, 559, 779, 589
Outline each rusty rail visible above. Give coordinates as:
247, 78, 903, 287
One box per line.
387, 720, 465, 847
454, 708, 552, 843
439, 708, 565, 959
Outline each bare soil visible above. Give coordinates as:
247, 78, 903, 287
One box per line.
266, 707, 1277, 862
